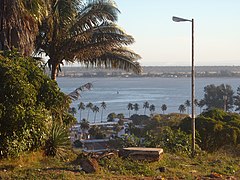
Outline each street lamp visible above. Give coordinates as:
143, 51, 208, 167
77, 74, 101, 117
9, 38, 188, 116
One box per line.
172, 16, 195, 157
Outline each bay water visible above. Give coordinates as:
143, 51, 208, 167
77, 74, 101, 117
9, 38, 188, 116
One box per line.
57, 77, 240, 122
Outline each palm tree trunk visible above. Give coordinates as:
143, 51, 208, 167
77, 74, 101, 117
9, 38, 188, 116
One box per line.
94, 113, 96, 123
87, 109, 90, 120
51, 62, 59, 80
79, 110, 82, 123
101, 109, 103, 123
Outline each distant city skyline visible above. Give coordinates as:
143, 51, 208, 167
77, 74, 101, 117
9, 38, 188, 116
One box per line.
114, 0, 240, 66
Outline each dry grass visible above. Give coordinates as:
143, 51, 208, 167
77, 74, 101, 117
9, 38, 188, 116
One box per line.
0, 149, 239, 180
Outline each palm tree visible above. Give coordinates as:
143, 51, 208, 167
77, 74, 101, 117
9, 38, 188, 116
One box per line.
194, 99, 199, 106
198, 99, 205, 113
80, 118, 90, 139
68, 107, 77, 117
127, 103, 133, 117
0, 0, 48, 55
133, 103, 139, 114
92, 105, 99, 123
143, 101, 149, 115
100, 101, 107, 123
184, 100, 191, 114
178, 104, 186, 114
86, 102, 93, 120
149, 104, 155, 115
78, 102, 85, 123
161, 104, 167, 114
36, 0, 141, 80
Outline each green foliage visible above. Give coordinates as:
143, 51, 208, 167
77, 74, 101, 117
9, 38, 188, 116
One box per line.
109, 134, 140, 149
180, 109, 240, 152
203, 84, 234, 110
130, 114, 149, 125
0, 52, 71, 158
107, 112, 117, 122
88, 125, 106, 139
144, 127, 194, 155
44, 124, 71, 158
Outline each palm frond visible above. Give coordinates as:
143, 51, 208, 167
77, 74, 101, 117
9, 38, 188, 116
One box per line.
71, 0, 120, 32
76, 47, 142, 74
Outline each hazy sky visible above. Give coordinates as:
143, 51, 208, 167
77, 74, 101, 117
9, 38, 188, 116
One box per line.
114, 0, 240, 66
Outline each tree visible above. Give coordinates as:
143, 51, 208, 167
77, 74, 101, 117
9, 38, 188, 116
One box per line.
133, 103, 139, 114
86, 102, 93, 120
149, 104, 155, 115
194, 99, 199, 106
198, 99, 205, 113
92, 105, 99, 123
143, 101, 149, 115
203, 84, 234, 111
127, 103, 133, 117
80, 118, 90, 139
161, 104, 167, 114
179, 109, 240, 152
107, 112, 117, 122
68, 107, 77, 117
184, 100, 191, 114
78, 102, 85, 123
88, 125, 105, 139
178, 104, 186, 114
0, 0, 48, 55
0, 52, 71, 157
100, 101, 107, 123
117, 113, 125, 121
234, 86, 240, 112
36, 0, 141, 80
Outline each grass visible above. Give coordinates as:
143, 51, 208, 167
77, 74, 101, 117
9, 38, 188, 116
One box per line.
0, 149, 239, 179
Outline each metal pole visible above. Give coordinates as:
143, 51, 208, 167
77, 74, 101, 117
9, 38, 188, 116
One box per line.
191, 19, 195, 157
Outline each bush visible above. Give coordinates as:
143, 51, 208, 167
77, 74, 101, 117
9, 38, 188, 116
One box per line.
144, 127, 194, 155
179, 109, 240, 152
0, 52, 72, 158
44, 124, 71, 158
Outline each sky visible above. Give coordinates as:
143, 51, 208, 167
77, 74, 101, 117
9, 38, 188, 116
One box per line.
114, 0, 240, 66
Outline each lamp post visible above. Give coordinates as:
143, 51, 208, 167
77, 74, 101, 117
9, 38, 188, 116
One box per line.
172, 16, 195, 157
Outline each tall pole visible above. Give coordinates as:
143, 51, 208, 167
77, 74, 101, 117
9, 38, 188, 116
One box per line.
172, 16, 196, 157
191, 19, 195, 157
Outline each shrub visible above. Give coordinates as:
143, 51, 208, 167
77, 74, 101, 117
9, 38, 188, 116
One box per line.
0, 51, 72, 158
179, 109, 240, 152
44, 124, 71, 158
144, 127, 194, 155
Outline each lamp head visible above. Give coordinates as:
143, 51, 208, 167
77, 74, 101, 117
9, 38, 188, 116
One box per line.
172, 16, 192, 22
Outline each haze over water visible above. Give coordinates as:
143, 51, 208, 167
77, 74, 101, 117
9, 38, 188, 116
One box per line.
57, 77, 240, 122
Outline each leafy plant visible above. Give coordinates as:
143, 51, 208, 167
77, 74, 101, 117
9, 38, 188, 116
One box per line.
144, 127, 195, 155
44, 124, 71, 159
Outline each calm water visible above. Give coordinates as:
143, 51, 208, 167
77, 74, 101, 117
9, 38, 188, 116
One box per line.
57, 77, 240, 122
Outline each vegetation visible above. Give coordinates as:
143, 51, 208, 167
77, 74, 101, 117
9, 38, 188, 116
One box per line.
1, 1, 240, 179
44, 124, 71, 158
180, 109, 240, 152
203, 84, 234, 111
0, 0, 48, 56
35, 0, 141, 80
0, 147, 239, 179
0, 52, 73, 158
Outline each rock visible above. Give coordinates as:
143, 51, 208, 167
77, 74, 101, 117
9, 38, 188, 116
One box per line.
80, 158, 99, 173
120, 147, 163, 161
